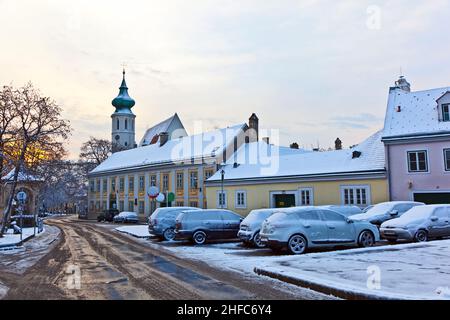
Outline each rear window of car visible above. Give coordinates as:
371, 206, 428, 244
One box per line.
298, 211, 321, 221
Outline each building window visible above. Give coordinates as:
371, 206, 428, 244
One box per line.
341, 186, 370, 206
235, 190, 247, 209
139, 176, 145, 192
162, 174, 169, 191
189, 201, 198, 208
103, 179, 107, 192
150, 175, 157, 187
102, 201, 107, 210
190, 171, 198, 190
89, 180, 95, 192
407, 150, 428, 172
443, 104, 450, 122
299, 188, 313, 206
176, 172, 184, 191
96, 201, 100, 211
119, 201, 124, 212
204, 169, 214, 181
217, 191, 227, 208
96, 179, 101, 192
90, 201, 94, 211
129, 177, 134, 192
138, 201, 145, 214
128, 201, 134, 211
117, 119, 120, 130
445, 149, 450, 171
119, 177, 125, 192
125, 119, 128, 130
176, 201, 184, 207
111, 178, 116, 192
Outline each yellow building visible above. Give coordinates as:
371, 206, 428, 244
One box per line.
87, 122, 256, 220
205, 131, 389, 216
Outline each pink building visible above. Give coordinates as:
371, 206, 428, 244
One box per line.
382, 77, 450, 204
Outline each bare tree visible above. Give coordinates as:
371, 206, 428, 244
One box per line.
0, 85, 19, 178
0, 83, 71, 237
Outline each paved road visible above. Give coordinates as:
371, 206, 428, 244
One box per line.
0, 217, 334, 300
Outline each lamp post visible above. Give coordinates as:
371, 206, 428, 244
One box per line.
220, 169, 225, 209
17, 191, 27, 242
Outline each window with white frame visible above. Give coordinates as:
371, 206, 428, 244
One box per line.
162, 174, 169, 191
176, 172, 184, 191
299, 188, 313, 206
138, 176, 145, 191
217, 191, 227, 208
235, 190, 247, 209
138, 201, 145, 214
407, 150, 428, 172
341, 186, 370, 206
442, 104, 450, 122
444, 149, 450, 171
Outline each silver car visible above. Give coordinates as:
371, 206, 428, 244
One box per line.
380, 204, 450, 243
260, 207, 380, 255
349, 201, 424, 227
174, 209, 243, 245
148, 207, 201, 241
238, 209, 280, 248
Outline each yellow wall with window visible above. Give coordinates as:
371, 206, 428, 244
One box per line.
205, 178, 388, 216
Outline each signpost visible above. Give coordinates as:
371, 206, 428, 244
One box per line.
17, 191, 27, 242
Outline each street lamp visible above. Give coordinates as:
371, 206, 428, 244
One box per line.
220, 169, 225, 209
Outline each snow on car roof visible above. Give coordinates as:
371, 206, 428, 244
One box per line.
208, 130, 384, 181
91, 123, 246, 174
383, 86, 450, 139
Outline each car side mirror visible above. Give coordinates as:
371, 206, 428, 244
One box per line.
389, 210, 399, 216
431, 216, 438, 222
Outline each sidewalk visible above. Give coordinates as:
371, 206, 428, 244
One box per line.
0, 228, 41, 249
253, 240, 450, 300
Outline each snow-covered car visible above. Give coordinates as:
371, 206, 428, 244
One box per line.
349, 201, 424, 227
238, 209, 280, 248
380, 205, 450, 243
260, 207, 380, 255
148, 207, 201, 241
175, 209, 243, 245
113, 211, 139, 224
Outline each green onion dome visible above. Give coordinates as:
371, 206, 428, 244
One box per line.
112, 69, 135, 113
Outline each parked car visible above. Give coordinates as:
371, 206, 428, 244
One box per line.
349, 201, 425, 227
362, 205, 374, 213
260, 207, 380, 255
380, 204, 450, 243
78, 212, 88, 220
238, 209, 280, 248
174, 209, 243, 245
148, 207, 201, 241
97, 209, 119, 222
113, 211, 139, 224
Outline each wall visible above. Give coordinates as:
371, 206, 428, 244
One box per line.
387, 140, 450, 200
205, 178, 388, 216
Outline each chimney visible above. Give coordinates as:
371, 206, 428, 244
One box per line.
262, 137, 270, 144
335, 138, 342, 150
394, 76, 411, 92
248, 113, 259, 142
290, 142, 299, 149
159, 132, 169, 147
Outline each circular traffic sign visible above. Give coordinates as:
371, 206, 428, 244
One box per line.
148, 186, 160, 198
156, 193, 165, 203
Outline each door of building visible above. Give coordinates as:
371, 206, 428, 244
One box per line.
413, 192, 450, 204
274, 194, 296, 208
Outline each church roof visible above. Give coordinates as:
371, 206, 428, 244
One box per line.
112, 69, 135, 114
139, 113, 186, 146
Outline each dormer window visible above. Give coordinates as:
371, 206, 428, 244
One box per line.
442, 104, 450, 122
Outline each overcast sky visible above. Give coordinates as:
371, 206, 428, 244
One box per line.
1, 0, 449, 158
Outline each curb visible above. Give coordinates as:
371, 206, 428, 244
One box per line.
253, 267, 402, 300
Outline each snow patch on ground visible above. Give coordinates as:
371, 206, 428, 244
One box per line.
115, 225, 151, 238
0, 227, 44, 248
0, 282, 8, 299
254, 240, 450, 300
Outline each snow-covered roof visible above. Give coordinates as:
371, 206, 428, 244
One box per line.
139, 113, 186, 146
208, 131, 385, 182
1, 169, 42, 182
383, 86, 450, 139
91, 123, 247, 174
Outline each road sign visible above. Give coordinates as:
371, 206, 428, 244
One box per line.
167, 192, 175, 202
17, 191, 27, 203
148, 186, 160, 198
156, 193, 165, 203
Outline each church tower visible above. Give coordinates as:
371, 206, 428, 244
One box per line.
111, 69, 136, 152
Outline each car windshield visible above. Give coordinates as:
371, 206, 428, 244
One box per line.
399, 206, 433, 221
246, 210, 275, 221
362, 203, 394, 216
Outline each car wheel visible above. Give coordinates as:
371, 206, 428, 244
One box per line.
358, 230, 375, 247
414, 230, 428, 242
192, 231, 207, 245
252, 232, 266, 248
287, 234, 307, 255
163, 228, 176, 241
